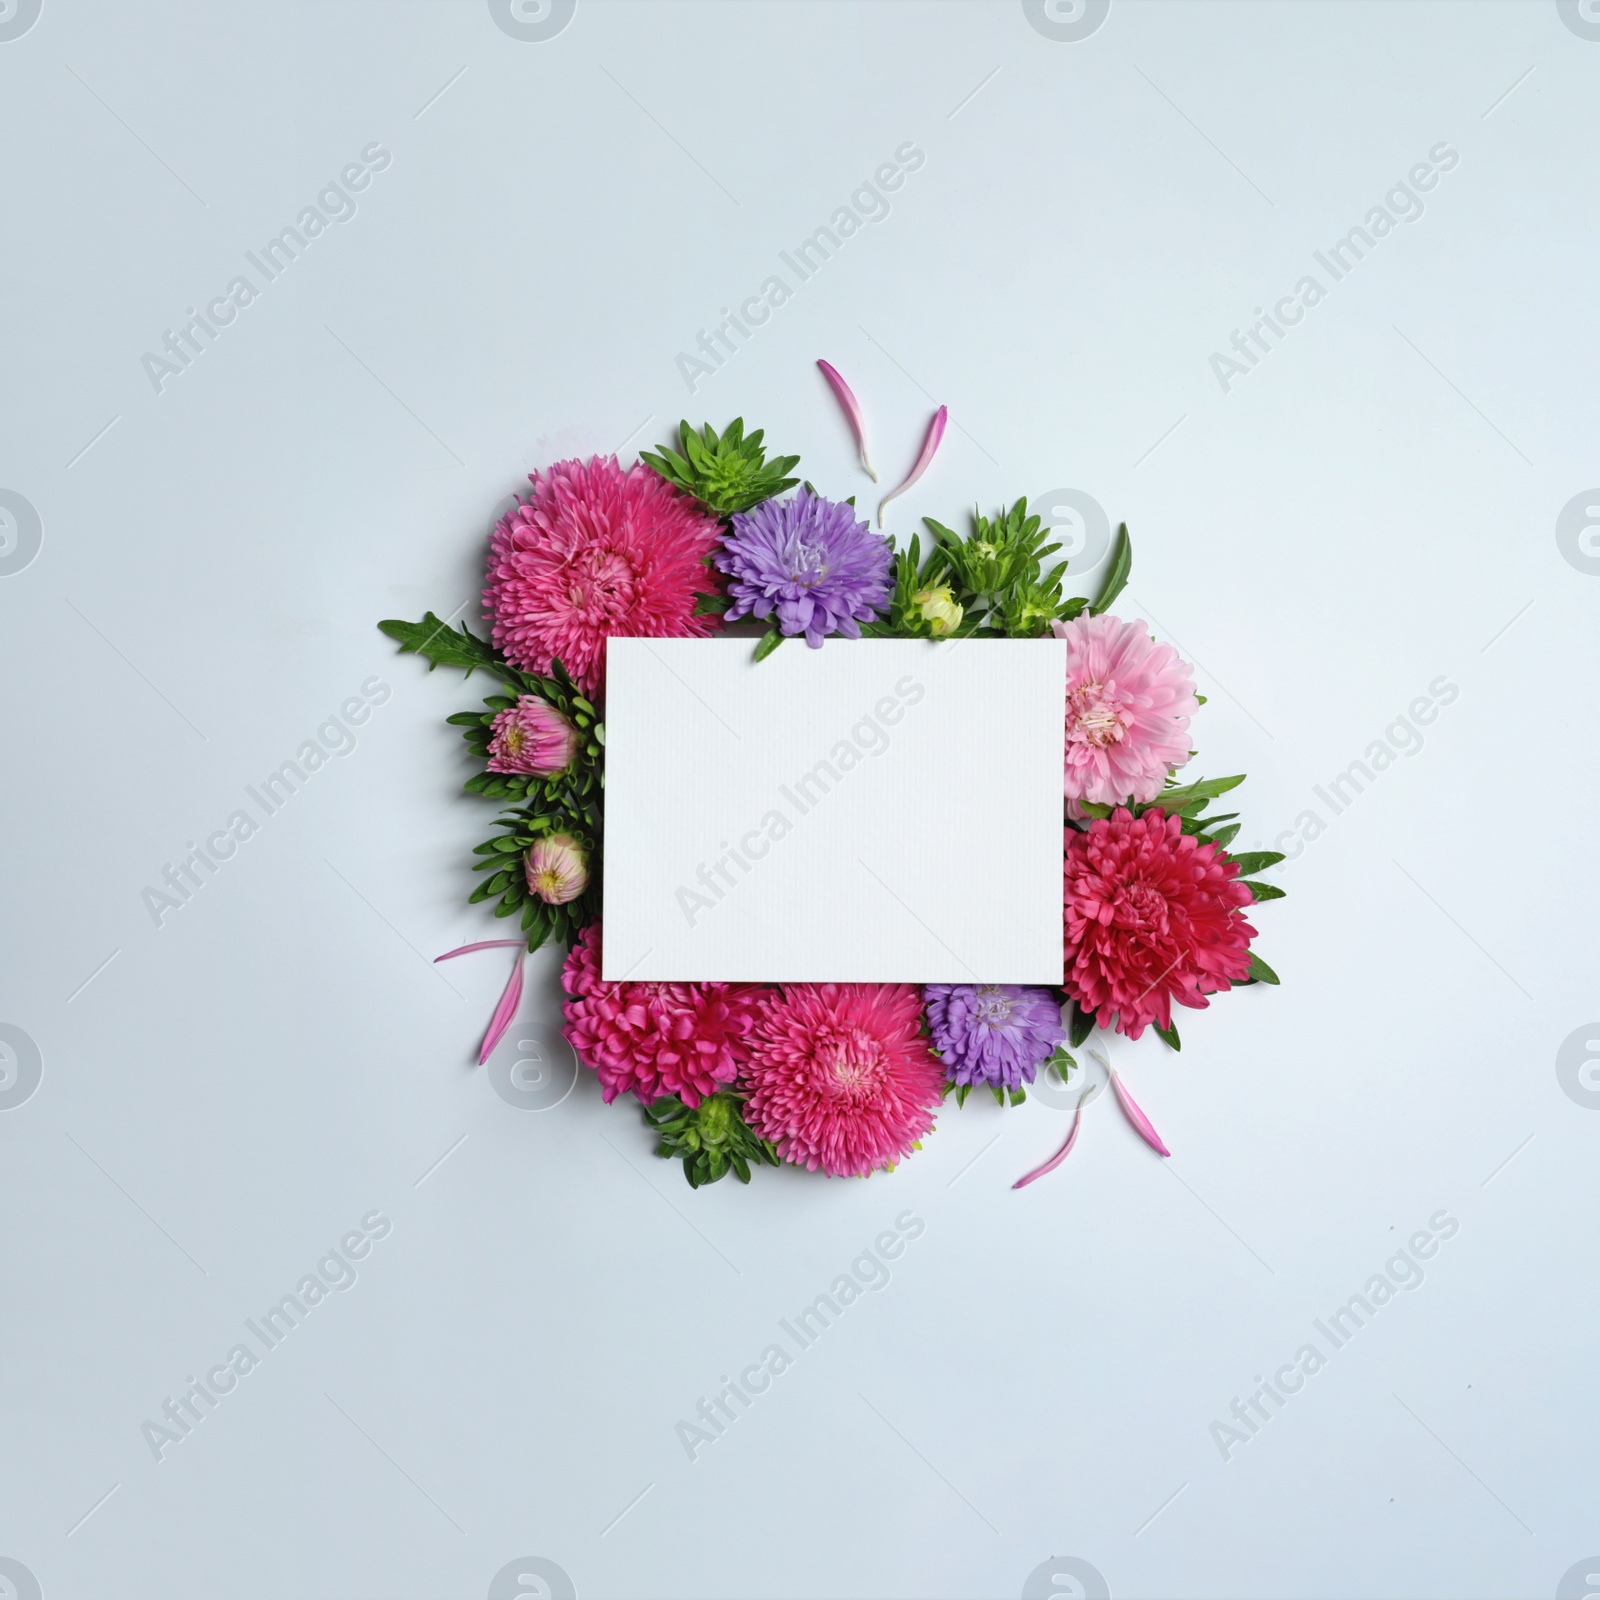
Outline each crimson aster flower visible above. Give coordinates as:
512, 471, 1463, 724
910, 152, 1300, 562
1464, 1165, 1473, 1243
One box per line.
1063, 808, 1256, 1039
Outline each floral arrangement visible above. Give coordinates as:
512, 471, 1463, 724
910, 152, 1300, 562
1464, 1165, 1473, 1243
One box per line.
380, 365, 1282, 1190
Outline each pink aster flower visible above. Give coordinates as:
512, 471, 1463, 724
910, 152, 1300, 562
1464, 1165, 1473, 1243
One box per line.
487, 696, 578, 776
1063, 808, 1256, 1040
1051, 613, 1197, 806
484, 455, 723, 699
560, 923, 763, 1107
525, 833, 588, 905
740, 984, 945, 1177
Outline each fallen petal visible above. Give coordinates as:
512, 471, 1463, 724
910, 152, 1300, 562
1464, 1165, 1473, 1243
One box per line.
1012, 1089, 1091, 1189
479, 951, 527, 1065
435, 939, 526, 962
1109, 1068, 1170, 1157
877, 404, 947, 528
817, 359, 877, 481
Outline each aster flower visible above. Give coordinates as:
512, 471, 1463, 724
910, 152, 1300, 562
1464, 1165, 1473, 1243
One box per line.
1051, 613, 1198, 807
486, 696, 578, 776
924, 984, 1066, 1094
1063, 808, 1256, 1040
740, 984, 944, 1177
560, 923, 763, 1108
525, 833, 588, 905
484, 455, 723, 699
715, 487, 893, 648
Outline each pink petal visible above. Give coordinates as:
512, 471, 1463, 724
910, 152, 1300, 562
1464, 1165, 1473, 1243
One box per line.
817, 359, 877, 481
435, 939, 526, 962
877, 404, 947, 528
478, 951, 527, 1065
1109, 1068, 1170, 1157
1012, 1091, 1089, 1189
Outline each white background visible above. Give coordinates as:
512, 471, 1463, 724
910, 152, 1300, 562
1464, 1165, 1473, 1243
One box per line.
2, 3, 1598, 1598
603, 638, 1066, 982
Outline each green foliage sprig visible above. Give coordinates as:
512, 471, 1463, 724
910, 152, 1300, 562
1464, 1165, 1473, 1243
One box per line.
893, 501, 1133, 639
641, 419, 800, 516
643, 1091, 780, 1187
379, 611, 603, 954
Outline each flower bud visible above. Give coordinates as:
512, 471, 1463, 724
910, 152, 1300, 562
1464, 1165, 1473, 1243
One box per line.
525, 833, 589, 905
488, 696, 578, 777
913, 583, 963, 638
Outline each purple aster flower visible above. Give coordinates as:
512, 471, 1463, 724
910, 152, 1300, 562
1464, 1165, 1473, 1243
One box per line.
924, 984, 1067, 1092
714, 487, 892, 648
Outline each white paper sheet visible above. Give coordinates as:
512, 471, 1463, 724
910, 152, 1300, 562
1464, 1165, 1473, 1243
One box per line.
602, 636, 1066, 982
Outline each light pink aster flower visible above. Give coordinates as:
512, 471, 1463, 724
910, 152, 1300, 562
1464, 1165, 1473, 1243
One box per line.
1051, 613, 1197, 806
487, 696, 578, 776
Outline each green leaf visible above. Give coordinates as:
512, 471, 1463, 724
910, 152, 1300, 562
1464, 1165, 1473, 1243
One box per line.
378, 613, 519, 685
1247, 952, 1280, 985
1241, 880, 1286, 902
1228, 850, 1285, 875
641, 418, 800, 514
446, 711, 485, 726
1156, 774, 1246, 809
1207, 822, 1242, 850
1069, 1003, 1096, 1048
1154, 1021, 1181, 1051
1089, 523, 1131, 615
691, 591, 730, 616
753, 627, 786, 663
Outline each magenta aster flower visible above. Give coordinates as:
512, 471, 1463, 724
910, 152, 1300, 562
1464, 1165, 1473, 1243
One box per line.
924, 984, 1066, 1092
560, 923, 763, 1107
486, 696, 577, 776
525, 833, 588, 905
484, 455, 723, 699
714, 487, 892, 647
740, 984, 944, 1176
1050, 613, 1198, 806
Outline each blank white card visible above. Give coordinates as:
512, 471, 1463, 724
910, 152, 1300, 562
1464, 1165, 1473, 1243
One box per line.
601, 637, 1066, 983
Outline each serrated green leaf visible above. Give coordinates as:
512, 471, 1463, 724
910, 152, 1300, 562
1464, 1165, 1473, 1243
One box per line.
378, 613, 521, 685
